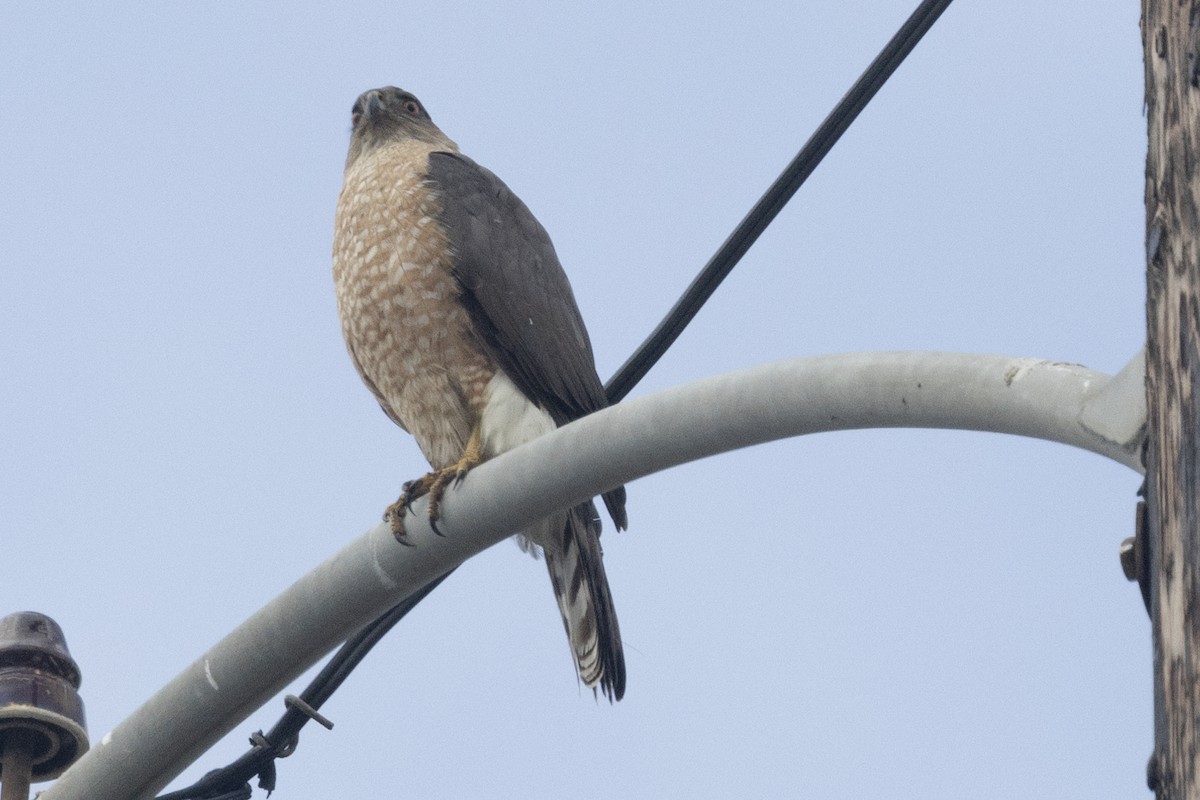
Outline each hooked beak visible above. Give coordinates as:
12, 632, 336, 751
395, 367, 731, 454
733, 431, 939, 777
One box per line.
351, 89, 384, 128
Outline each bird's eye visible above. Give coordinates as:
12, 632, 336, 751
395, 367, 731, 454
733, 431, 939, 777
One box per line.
404, 100, 421, 115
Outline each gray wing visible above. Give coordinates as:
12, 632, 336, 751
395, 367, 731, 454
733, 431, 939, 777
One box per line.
426, 151, 626, 529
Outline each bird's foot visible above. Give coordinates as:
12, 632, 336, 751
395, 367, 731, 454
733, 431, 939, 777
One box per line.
383, 496, 415, 545
384, 449, 481, 542
384, 473, 435, 543
422, 450, 481, 531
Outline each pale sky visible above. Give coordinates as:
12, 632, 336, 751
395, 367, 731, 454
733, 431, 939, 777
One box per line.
2, 1, 1149, 797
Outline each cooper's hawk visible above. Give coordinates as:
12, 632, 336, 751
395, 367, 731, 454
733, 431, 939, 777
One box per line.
332, 87, 627, 701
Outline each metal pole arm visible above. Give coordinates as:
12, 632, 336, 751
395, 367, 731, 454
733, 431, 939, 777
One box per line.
41, 350, 1146, 800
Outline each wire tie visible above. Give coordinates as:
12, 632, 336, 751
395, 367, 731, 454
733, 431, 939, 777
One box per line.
284, 694, 335, 730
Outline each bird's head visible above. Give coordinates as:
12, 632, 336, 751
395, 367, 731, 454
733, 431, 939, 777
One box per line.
345, 86, 455, 168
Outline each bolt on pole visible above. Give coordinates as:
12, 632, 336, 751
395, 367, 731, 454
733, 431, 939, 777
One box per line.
0, 738, 33, 800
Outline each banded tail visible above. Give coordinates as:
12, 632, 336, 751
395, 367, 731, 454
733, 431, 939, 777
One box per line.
544, 501, 625, 702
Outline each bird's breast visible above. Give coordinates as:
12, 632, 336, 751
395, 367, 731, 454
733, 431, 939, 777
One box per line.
332, 144, 496, 468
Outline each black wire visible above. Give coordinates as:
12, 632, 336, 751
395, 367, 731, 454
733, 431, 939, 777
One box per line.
155, 2, 954, 796
604, 0, 955, 403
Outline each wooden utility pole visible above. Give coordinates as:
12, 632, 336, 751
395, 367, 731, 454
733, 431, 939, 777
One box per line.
1143, 1, 1200, 797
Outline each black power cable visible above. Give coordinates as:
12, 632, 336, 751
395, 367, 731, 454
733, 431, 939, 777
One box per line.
605, 0, 954, 401
156, 1, 954, 795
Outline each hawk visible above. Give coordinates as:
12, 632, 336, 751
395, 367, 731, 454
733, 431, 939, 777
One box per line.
332, 86, 627, 701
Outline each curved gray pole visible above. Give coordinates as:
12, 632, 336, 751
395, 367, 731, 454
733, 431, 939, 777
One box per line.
42, 350, 1146, 800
